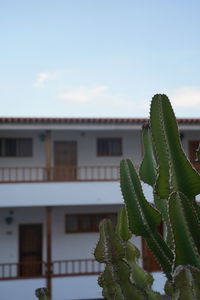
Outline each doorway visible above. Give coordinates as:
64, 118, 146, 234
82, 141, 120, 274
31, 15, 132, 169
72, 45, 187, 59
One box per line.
19, 224, 42, 276
54, 141, 77, 181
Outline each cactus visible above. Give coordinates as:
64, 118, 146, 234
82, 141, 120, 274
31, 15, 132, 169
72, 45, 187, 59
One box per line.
94, 207, 162, 299
35, 288, 49, 300
95, 94, 200, 299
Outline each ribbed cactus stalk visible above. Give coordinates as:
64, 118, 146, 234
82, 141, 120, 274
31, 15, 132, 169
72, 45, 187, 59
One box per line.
95, 94, 200, 299
94, 207, 162, 299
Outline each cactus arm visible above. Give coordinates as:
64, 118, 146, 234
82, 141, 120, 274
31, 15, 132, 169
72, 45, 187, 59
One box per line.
120, 159, 173, 279
139, 123, 157, 186
99, 263, 144, 300
154, 194, 174, 248
120, 159, 161, 235
115, 209, 162, 299
113, 261, 146, 300
98, 269, 125, 300
139, 123, 174, 248
115, 207, 132, 241
145, 230, 173, 279
95, 219, 146, 300
175, 193, 200, 254
173, 265, 200, 300
94, 219, 125, 263
150, 94, 200, 198
125, 241, 154, 289
169, 192, 200, 269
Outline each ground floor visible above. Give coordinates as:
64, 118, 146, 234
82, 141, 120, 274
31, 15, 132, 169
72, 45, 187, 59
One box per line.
0, 205, 166, 299
0, 273, 166, 300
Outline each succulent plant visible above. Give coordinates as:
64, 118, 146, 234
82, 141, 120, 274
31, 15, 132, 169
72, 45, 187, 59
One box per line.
35, 288, 49, 300
95, 94, 200, 299
95, 207, 161, 299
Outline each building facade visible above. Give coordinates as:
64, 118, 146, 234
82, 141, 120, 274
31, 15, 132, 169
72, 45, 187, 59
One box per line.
0, 117, 199, 300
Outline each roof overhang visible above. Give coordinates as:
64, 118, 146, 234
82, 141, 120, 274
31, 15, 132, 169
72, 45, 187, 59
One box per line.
0, 117, 199, 131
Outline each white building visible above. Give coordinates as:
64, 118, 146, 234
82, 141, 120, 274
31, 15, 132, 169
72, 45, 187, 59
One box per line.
0, 117, 199, 300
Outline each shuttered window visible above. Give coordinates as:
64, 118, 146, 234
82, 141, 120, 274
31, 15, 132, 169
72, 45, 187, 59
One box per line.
0, 138, 33, 157
97, 138, 122, 156
65, 213, 117, 233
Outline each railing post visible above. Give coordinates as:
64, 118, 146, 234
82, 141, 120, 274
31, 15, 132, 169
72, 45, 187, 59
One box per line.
45, 130, 52, 181
46, 207, 52, 298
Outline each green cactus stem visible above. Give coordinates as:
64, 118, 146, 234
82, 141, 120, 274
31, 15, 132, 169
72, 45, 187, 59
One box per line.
95, 216, 162, 299
169, 192, 200, 269
120, 159, 173, 279
139, 122, 157, 187
173, 265, 200, 299
150, 94, 200, 199
95, 94, 200, 299
95, 219, 145, 299
35, 288, 49, 300
115, 207, 132, 242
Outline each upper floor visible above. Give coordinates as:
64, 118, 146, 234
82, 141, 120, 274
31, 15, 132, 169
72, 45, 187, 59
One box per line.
0, 117, 199, 183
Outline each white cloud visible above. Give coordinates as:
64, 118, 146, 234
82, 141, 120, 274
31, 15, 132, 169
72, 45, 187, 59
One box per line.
34, 71, 59, 88
171, 87, 200, 108
58, 85, 110, 103
57, 85, 148, 117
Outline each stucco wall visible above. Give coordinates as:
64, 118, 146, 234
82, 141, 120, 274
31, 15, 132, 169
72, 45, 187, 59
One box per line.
51, 205, 141, 261
0, 207, 46, 263
0, 130, 45, 167
0, 129, 142, 168
0, 127, 198, 169
0, 272, 166, 300
0, 205, 141, 263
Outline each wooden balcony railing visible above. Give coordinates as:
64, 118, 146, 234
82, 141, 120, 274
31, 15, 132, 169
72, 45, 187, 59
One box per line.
0, 261, 47, 279
0, 259, 103, 280
0, 165, 122, 183
52, 259, 104, 277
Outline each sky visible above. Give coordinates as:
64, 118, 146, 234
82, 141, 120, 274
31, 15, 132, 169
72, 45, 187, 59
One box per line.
1, 0, 200, 118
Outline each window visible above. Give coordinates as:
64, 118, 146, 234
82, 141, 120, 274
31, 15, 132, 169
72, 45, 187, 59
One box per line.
0, 138, 33, 157
97, 138, 122, 156
65, 213, 117, 233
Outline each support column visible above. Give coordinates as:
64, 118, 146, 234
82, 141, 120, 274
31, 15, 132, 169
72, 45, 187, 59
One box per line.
46, 206, 52, 298
45, 130, 52, 181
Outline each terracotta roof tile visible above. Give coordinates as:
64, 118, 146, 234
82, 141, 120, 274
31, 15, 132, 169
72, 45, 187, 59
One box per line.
0, 117, 199, 125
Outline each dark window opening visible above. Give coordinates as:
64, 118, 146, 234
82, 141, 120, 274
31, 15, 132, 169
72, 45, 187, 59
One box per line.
97, 138, 122, 156
65, 213, 117, 233
0, 138, 33, 157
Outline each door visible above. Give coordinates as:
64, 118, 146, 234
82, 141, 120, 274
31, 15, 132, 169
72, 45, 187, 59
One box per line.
189, 140, 200, 172
54, 141, 77, 181
19, 224, 42, 277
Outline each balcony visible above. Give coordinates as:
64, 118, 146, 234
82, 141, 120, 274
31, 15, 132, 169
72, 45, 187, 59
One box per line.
0, 259, 104, 280
0, 165, 123, 183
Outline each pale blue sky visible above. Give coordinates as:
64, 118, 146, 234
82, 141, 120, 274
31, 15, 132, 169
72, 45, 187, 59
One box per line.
1, 1, 200, 117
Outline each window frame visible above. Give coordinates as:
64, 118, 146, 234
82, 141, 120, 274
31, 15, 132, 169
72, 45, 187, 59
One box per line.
96, 137, 122, 157
65, 213, 117, 233
0, 138, 33, 157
